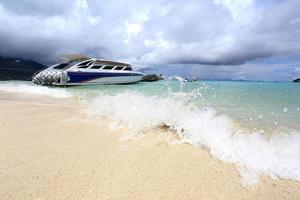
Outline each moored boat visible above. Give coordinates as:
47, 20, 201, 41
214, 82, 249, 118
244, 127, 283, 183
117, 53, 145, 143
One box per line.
32, 55, 144, 86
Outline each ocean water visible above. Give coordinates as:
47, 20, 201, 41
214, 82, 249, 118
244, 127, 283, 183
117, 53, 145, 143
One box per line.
0, 80, 300, 185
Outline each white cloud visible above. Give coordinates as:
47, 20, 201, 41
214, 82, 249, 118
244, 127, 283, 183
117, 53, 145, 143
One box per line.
127, 23, 142, 35
75, 0, 89, 10
214, 0, 254, 20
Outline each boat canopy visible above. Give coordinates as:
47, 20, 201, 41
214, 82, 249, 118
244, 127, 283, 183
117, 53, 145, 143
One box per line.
93, 59, 130, 67
59, 54, 130, 67
59, 54, 91, 62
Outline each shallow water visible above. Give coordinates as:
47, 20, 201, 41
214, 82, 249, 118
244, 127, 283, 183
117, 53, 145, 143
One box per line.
0, 80, 300, 185
65, 80, 300, 133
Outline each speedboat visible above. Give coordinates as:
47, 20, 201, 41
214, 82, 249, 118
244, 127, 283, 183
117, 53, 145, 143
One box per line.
32, 55, 144, 86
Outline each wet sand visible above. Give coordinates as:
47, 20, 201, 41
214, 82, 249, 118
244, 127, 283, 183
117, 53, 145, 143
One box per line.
0, 92, 300, 199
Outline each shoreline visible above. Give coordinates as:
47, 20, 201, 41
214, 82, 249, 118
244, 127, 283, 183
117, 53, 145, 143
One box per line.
1, 91, 300, 199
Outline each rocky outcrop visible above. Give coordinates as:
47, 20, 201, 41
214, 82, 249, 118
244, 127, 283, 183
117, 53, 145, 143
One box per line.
0, 57, 46, 81
141, 74, 164, 82
293, 78, 300, 82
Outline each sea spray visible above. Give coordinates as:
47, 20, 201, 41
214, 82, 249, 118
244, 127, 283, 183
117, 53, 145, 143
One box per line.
87, 90, 300, 186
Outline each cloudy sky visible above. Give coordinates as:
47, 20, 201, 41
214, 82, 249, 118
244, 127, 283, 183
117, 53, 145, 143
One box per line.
0, 0, 300, 80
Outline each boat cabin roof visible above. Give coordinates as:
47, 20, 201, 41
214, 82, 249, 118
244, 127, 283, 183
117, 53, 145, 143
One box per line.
51, 58, 132, 71
92, 59, 130, 67
58, 54, 130, 66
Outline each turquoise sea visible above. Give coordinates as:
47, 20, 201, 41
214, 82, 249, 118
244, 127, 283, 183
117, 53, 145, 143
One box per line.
70, 80, 300, 134
0, 80, 299, 185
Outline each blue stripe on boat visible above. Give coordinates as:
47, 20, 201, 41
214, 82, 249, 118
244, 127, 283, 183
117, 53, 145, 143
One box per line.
67, 72, 142, 83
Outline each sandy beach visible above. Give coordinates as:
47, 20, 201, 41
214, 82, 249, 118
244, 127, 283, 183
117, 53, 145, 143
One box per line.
0, 91, 300, 199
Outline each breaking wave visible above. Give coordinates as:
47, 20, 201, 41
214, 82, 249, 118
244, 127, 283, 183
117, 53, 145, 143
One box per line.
1, 81, 299, 186
87, 90, 300, 186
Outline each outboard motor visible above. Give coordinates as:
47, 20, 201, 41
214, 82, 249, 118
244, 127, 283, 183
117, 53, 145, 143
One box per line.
32, 69, 65, 86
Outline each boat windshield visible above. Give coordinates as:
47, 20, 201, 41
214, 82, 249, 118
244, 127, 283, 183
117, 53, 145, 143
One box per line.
52, 61, 80, 70
123, 66, 132, 71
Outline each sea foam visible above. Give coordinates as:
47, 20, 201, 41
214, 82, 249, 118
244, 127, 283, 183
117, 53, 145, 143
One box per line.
87, 90, 300, 186
0, 82, 71, 98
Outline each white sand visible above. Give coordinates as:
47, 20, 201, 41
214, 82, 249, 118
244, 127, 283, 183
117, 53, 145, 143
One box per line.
0, 92, 300, 199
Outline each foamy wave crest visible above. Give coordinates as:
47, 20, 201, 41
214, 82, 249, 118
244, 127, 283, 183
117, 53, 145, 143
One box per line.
0, 82, 71, 98
87, 91, 300, 186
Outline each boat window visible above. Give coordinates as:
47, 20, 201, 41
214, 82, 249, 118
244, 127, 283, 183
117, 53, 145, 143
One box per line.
114, 66, 124, 70
52, 60, 80, 70
123, 66, 132, 71
91, 65, 103, 69
103, 65, 114, 70
78, 60, 92, 66
53, 63, 69, 69
77, 61, 93, 69
78, 65, 89, 69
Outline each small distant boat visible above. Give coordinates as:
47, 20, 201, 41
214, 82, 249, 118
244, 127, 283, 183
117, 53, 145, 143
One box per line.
32, 55, 144, 86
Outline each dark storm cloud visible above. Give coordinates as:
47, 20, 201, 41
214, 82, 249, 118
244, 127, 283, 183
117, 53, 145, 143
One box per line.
0, 0, 300, 74
0, 0, 73, 16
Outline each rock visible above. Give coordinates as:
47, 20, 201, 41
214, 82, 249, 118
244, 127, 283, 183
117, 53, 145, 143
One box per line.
293, 78, 300, 82
141, 74, 164, 82
0, 56, 46, 81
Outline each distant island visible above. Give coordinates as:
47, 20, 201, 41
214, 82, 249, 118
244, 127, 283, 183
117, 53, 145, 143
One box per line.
293, 78, 300, 82
0, 57, 46, 81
